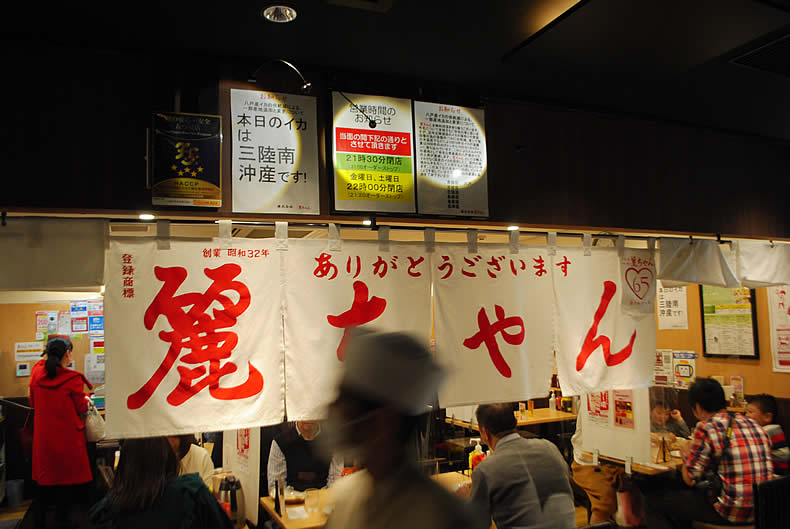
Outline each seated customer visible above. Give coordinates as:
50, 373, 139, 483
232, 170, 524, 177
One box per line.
746, 393, 789, 475
168, 435, 215, 488
649, 388, 690, 440
645, 378, 774, 529
460, 403, 575, 529
267, 420, 342, 492
90, 437, 232, 529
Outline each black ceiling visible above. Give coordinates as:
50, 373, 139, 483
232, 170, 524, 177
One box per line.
6, 0, 790, 140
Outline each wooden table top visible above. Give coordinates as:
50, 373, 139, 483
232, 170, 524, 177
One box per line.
260, 472, 474, 529
445, 408, 577, 431
581, 442, 684, 477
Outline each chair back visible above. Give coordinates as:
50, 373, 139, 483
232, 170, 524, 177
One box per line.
754, 474, 790, 529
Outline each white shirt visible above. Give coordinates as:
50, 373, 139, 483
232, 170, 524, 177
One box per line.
180, 443, 215, 488
266, 426, 343, 493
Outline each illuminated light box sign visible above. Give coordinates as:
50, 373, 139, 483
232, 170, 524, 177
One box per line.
331, 92, 416, 213
151, 112, 222, 207
231, 89, 320, 214
414, 101, 488, 217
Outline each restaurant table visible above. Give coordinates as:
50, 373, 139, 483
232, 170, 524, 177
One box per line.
260, 472, 479, 529
581, 441, 684, 477
445, 408, 576, 437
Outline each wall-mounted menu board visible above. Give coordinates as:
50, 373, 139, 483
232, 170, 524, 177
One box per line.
700, 285, 759, 358
414, 101, 488, 217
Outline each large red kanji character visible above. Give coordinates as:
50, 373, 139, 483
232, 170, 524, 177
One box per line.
463, 305, 525, 378
438, 256, 453, 279
346, 256, 361, 279
487, 256, 504, 278
556, 256, 571, 277
462, 256, 482, 278
407, 256, 425, 277
327, 281, 386, 360
372, 256, 388, 278
533, 256, 547, 277
122, 253, 133, 264
127, 264, 263, 409
314, 253, 338, 280
576, 281, 636, 371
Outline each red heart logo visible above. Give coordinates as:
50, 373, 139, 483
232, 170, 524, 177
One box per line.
625, 267, 654, 300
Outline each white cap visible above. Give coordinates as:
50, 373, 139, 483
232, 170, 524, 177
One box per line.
341, 329, 444, 416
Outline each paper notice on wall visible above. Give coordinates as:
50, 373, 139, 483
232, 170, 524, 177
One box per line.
614, 390, 635, 429
57, 311, 71, 335
85, 353, 105, 385
673, 351, 697, 388
730, 375, 744, 399
236, 428, 250, 474
767, 285, 790, 373
70, 301, 88, 333
653, 349, 674, 386
15, 341, 44, 362
90, 339, 105, 355
657, 281, 688, 330
587, 391, 610, 426
35, 310, 49, 340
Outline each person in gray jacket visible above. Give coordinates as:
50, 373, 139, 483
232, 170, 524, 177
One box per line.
458, 403, 576, 529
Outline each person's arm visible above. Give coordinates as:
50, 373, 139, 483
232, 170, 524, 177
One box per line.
670, 410, 691, 437
326, 453, 344, 488
468, 469, 492, 525
267, 440, 286, 494
683, 423, 712, 485
69, 379, 90, 416
768, 425, 790, 464
194, 477, 234, 529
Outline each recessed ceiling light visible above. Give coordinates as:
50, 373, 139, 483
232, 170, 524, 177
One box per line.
262, 5, 297, 23
507, 225, 520, 231
139, 214, 155, 221
362, 219, 372, 226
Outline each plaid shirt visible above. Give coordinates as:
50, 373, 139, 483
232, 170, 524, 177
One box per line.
685, 411, 774, 523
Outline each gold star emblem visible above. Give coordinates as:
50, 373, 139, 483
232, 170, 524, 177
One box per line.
191, 171, 197, 177
171, 164, 177, 171
177, 170, 184, 176
197, 166, 204, 173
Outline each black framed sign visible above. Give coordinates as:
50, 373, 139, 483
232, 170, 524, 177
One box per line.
699, 285, 759, 358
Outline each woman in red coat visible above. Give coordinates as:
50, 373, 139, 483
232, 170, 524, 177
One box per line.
29, 336, 93, 529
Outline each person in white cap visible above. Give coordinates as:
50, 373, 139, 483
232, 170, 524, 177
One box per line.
323, 329, 488, 529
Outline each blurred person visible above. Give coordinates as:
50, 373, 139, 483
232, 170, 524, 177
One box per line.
457, 403, 575, 529
746, 393, 789, 475
267, 420, 342, 492
645, 378, 773, 529
168, 434, 215, 488
324, 329, 488, 529
650, 388, 690, 440
29, 336, 93, 529
90, 436, 232, 529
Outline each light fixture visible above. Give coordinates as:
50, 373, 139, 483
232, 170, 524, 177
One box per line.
139, 213, 155, 221
362, 219, 372, 226
507, 225, 520, 231
262, 5, 297, 23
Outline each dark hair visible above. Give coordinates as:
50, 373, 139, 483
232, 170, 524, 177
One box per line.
44, 337, 73, 379
475, 403, 517, 436
108, 437, 181, 513
175, 434, 196, 460
747, 394, 778, 421
649, 387, 677, 410
688, 378, 727, 413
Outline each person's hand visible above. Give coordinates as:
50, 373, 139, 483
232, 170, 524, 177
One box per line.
679, 439, 692, 459
681, 465, 696, 487
670, 409, 683, 421
455, 482, 471, 498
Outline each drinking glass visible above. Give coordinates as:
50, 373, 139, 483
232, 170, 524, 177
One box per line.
305, 488, 319, 513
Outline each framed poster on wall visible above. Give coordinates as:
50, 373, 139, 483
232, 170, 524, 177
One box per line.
699, 285, 759, 358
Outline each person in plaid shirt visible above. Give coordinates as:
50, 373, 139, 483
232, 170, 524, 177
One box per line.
645, 378, 774, 529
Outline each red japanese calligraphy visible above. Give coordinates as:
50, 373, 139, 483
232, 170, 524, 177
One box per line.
487, 256, 504, 278
462, 256, 482, 278
510, 259, 526, 276
407, 256, 425, 277
438, 256, 453, 279
372, 256, 388, 278
122, 254, 133, 264
314, 253, 338, 280
390, 256, 399, 270
556, 256, 571, 277
346, 256, 361, 279
533, 257, 547, 277
127, 264, 263, 409
327, 281, 386, 360
576, 281, 636, 371
463, 305, 525, 378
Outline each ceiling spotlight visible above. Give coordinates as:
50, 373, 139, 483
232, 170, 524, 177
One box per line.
507, 225, 520, 231
362, 219, 372, 226
262, 5, 297, 23
139, 213, 155, 221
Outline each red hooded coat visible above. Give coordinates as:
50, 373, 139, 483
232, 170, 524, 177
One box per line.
29, 359, 93, 486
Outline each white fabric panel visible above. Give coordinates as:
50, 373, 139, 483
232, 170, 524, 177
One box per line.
283, 240, 431, 420
553, 247, 656, 396
105, 238, 283, 438
658, 238, 739, 287
737, 240, 790, 288
580, 388, 652, 464
0, 218, 106, 290
433, 244, 554, 407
